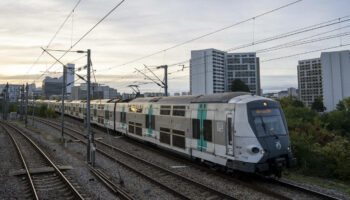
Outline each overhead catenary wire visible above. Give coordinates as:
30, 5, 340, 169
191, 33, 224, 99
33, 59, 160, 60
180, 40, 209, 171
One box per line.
261, 43, 350, 62
36, 0, 126, 81
165, 16, 350, 68
98, 0, 303, 73
26, 0, 83, 75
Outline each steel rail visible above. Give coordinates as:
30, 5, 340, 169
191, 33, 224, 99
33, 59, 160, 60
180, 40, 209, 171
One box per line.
87, 165, 135, 200
47, 116, 343, 200
36, 117, 238, 200
2, 122, 85, 200
271, 179, 341, 200
0, 123, 39, 200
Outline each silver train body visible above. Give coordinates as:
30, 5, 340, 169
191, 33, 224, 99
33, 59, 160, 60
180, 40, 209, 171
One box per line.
37, 92, 296, 176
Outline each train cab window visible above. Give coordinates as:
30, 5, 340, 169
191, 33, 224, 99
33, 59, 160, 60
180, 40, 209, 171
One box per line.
192, 119, 200, 139
160, 127, 171, 145
251, 108, 287, 137
160, 105, 171, 115
128, 122, 135, 134
203, 120, 212, 142
172, 106, 185, 116
172, 129, 185, 149
145, 115, 155, 129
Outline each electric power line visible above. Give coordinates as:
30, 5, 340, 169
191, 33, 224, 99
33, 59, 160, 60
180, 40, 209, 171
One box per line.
26, 0, 83, 75
98, 0, 303, 73
261, 43, 350, 62
36, 0, 126, 81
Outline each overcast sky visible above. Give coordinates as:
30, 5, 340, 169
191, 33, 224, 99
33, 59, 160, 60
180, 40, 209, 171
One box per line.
0, 0, 350, 94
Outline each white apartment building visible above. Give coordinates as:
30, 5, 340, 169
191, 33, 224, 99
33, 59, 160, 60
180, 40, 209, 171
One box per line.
321, 50, 350, 111
190, 49, 225, 95
190, 49, 260, 95
297, 58, 323, 107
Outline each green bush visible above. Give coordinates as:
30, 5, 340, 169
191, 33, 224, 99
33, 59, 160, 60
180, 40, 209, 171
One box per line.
278, 97, 350, 180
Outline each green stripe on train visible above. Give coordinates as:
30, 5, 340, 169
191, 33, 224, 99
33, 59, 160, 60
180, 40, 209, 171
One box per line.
148, 104, 153, 136
197, 104, 207, 152
122, 105, 125, 128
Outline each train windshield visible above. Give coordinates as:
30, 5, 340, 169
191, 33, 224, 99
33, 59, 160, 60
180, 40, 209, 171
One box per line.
251, 108, 287, 137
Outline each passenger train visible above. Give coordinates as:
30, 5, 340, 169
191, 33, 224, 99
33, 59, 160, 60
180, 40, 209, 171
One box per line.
35, 92, 296, 177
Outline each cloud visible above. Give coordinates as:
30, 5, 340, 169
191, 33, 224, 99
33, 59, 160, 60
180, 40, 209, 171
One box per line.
0, 0, 350, 93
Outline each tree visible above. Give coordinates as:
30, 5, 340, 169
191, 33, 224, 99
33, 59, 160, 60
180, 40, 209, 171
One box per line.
336, 100, 346, 111
343, 97, 350, 111
230, 79, 250, 92
311, 97, 326, 112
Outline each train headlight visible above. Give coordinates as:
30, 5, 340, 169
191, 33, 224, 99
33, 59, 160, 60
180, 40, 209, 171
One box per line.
287, 146, 291, 151
251, 147, 259, 153
261, 149, 267, 154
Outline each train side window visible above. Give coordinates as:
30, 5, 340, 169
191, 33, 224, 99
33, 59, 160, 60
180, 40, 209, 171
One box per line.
172, 129, 185, 149
172, 106, 185, 116
203, 120, 212, 142
128, 122, 135, 134
160, 105, 171, 115
135, 123, 142, 136
227, 118, 232, 145
160, 127, 171, 145
93, 109, 97, 117
192, 119, 200, 139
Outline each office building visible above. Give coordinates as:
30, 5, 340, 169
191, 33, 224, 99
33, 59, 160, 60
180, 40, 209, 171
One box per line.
70, 83, 118, 100
226, 52, 261, 95
190, 48, 261, 95
0, 83, 36, 102
287, 87, 298, 98
66, 63, 75, 94
297, 58, 323, 107
42, 77, 63, 99
321, 50, 350, 111
278, 90, 288, 99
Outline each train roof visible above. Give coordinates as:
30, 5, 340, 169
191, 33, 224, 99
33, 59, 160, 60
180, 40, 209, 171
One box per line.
129, 92, 250, 104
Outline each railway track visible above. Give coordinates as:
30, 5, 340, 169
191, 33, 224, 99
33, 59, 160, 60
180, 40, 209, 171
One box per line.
0, 121, 86, 200
36, 117, 342, 200
35, 117, 242, 200
268, 179, 341, 200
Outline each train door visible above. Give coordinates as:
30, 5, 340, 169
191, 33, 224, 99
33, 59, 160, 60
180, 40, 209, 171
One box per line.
226, 113, 234, 156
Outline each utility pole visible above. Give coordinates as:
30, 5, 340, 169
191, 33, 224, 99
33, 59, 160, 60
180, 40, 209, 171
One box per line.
32, 92, 35, 126
2, 83, 9, 120
1, 89, 4, 120
157, 65, 168, 96
61, 65, 67, 145
25, 83, 29, 127
20, 85, 24, 121
86, 49, 95, 166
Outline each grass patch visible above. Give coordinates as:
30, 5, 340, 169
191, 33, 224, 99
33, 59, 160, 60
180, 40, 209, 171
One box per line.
283, 170, 350, 196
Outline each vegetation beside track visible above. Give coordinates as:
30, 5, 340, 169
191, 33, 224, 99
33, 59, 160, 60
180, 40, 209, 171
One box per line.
279, 97, 350, 182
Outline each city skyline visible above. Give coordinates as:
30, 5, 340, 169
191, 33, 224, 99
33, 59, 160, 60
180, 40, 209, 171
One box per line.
1, 0, 350, 93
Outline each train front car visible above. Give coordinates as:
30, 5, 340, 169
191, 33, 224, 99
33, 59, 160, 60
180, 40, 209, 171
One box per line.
229, 95, 296, 177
